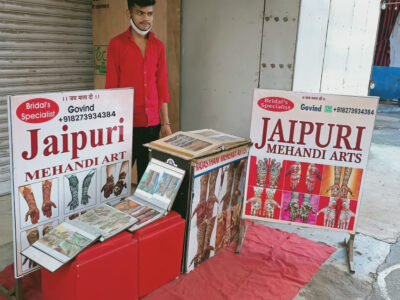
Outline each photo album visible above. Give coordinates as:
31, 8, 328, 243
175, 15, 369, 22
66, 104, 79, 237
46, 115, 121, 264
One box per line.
21, 203, 138, 272
146, 129, 250, 160
113, 158, 185, 231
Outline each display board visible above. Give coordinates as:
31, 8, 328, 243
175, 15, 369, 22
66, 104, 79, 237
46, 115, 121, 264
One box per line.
8, 88, 133, 278
242, 89, 378, 233
186, 146, 248, 272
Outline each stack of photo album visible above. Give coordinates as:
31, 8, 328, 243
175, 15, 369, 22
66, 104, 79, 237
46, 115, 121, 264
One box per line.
22, 159, 185, 273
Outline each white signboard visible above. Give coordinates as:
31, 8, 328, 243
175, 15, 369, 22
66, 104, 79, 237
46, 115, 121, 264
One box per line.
242, 89, 378, 233
8, 89, 133, 278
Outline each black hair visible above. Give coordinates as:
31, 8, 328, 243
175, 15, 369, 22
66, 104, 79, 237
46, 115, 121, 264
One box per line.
127, 0, 156, 11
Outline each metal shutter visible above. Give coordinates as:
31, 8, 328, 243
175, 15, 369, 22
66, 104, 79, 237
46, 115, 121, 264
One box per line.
0, 0, 93, 195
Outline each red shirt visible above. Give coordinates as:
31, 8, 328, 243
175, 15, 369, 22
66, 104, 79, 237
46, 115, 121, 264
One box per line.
105, 28, 170, 127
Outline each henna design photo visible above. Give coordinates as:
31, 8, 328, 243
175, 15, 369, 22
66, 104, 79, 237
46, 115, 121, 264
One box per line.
114, 161, 129, 196
19, 185, 40, 224
20, 220, 57, 272
231, 160, 247, 207
66, 175, 79, 210
306, 163, 322, 193
269, 159, 282, 189
285, 161, 302, 191
138, 169, 160, 194
154, 173, 172, 196
22, 227, 39, 269
190, 173, 209, 268
42, 180, 57, 218
64, 169, 97, 212
101, 164, 116, 198
262, 189, 280, 218
317, 197, 357, 230
246, 186, 263, 217
19, 179, 59, 227
280, 192, 318, 224
100, 161, 129, 200
321, 165, 363, 200
256, 158, 268, 187
81, 170, 95, 205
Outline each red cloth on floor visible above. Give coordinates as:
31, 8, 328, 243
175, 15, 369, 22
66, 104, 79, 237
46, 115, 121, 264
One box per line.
144, 221, 336, 300
0, 265, 42, 300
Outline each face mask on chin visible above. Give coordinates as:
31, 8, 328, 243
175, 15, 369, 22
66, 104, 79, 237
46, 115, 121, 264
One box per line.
130, 17, 152, 36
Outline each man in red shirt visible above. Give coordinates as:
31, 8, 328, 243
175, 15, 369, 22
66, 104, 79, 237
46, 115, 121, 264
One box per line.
106, 0, 172, 181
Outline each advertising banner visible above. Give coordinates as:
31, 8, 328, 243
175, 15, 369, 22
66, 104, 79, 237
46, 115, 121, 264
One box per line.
186, 146, 249, 273
242, 89, 378, 234
8, 88, 133, 278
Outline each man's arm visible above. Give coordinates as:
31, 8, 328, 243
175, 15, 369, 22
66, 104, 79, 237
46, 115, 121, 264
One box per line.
105, 40, 119, 88
157, 42, 171, 137
160, 102, 172, 137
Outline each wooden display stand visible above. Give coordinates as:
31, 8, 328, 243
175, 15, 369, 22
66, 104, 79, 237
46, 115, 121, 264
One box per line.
149, 142, 250, 273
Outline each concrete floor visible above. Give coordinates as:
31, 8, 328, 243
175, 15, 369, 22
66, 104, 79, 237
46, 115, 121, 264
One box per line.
292, 106, 400, 300
0, 106, 399, 299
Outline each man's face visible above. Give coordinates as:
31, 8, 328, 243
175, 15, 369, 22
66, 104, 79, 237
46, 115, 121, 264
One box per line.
131, 5, 154, 31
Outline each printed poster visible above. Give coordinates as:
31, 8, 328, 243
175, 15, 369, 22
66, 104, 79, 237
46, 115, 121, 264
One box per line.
186, 146, 249, 273
242, 89, 378, 233
8, 88, 133, 277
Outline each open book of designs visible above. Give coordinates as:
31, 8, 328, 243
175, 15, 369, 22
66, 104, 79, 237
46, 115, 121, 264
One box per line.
146, 129, 250, 160
113, 158, 185, 231
21, 204, 138, 272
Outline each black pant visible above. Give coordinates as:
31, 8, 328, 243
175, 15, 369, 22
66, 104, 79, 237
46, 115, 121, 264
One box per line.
132, 125, 161, 182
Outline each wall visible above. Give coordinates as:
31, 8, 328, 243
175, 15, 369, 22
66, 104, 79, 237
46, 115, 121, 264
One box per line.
180, 0, 265, 138
180, 0, 380, 138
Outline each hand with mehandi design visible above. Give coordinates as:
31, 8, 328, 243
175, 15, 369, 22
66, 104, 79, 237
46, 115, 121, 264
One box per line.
114, 161, 128, 196
42, 222, 54, 236
23, 227, 39, 268
339, 167, 353, 198
66, 175, 79, 210
42, 180, 57, 218
326, 166, 342, 197
317, 197, 337, 227
284, 191, 300, 222
263, 189, 280, 218
101, 164, 115, 198
338, 199, 355, 230
81, 170, 95, 205
247, 186, 263, 216
19, 185, 40, 224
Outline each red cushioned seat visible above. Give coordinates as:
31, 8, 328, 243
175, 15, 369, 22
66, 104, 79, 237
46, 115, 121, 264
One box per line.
41, 232, 138, 300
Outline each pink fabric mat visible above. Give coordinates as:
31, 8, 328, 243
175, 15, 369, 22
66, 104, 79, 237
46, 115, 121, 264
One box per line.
144, 221, 336, 300
0, 265, 42, 300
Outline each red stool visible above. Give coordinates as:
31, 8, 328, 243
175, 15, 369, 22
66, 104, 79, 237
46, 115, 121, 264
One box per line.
133, 211, 185, 297
41, 232, 138, 300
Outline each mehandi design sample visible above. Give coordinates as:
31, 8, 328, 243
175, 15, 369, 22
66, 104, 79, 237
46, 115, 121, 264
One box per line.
244, 156, 362, 231
187, 159, 247, 272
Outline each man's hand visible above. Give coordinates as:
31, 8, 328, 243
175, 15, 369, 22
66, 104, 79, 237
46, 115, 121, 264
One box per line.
160, 124, 172, 137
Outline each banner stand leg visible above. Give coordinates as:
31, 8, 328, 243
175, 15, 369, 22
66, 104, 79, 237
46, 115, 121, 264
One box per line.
345, 233, 356, 273
235, 219, 247, 254
0, 278, 23, 300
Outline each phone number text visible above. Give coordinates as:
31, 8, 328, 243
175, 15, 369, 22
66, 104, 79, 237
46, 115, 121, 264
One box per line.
60, 111, 116, 122
335, 107, 375, 115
